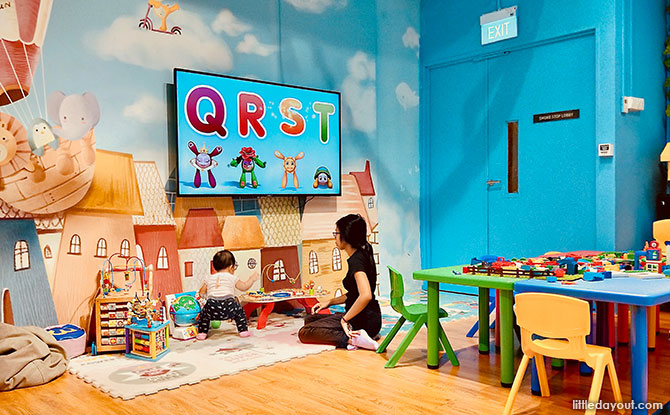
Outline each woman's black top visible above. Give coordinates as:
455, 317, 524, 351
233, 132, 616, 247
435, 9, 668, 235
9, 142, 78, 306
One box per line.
343, 249, 381, 329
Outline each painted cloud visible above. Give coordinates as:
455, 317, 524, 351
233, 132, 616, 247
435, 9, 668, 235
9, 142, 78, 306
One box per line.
236, 34, 278, 57
90, 9, 233, 71
212, 9, 251, 36
395, 82, 419, 109
283, 0, 347, 13
123, 95, 166, 124
341, 51, 376, 134
402, 26, 419, 50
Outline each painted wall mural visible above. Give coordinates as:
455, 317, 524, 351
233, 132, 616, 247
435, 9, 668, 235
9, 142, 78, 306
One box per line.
0, 0, 421, 329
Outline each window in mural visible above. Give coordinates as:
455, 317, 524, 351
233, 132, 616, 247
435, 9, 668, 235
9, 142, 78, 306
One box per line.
95, 238, 107, 258
309, 250, 319, 274
332, 248, 342, 271
69, 235, 81, 255
273, 259, 286, 281
14, 241, 30, 271
185, 261, 193, 277
157, 247, 169, 270
368, 197, 374, 208
120, 239, 130, 258
44, 245, 52, 259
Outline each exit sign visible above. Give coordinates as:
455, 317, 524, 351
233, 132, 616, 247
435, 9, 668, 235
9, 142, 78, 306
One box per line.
481, 6, 518, 45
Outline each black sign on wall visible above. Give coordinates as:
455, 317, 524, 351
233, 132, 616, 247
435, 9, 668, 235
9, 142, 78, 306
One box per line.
533, 109, 580, 123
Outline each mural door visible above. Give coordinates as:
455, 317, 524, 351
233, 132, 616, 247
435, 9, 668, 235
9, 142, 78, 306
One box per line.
424, 34, 596, 293
486, 34, 596, 257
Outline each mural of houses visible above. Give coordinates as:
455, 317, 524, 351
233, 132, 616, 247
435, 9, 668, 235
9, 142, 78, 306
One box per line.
222, 215, 265, 295
177, 207, 225, 293
258, 196, 303, 292
300, 173, 372, 296
0, 219, 58, 327
51, 150, 144, 328
349, 160, 381, 293
174, 196, 234, 243
258, 196, 302, 247
35, 215, 65, 291
133, 161, 182, 298
1, 199, 64, 291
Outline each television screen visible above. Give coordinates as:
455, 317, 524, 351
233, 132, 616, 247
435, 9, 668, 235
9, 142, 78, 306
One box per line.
174, 69, 341, 196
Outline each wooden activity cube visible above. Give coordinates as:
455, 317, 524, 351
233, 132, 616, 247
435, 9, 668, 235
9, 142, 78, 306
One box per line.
124, 321, 170, 361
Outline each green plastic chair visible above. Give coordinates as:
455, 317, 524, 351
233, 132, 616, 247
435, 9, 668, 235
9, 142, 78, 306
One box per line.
377, 266, 459, 368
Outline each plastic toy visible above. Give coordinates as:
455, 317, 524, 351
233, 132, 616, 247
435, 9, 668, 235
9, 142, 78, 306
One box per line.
138, 0, 182, 35
230, 147, 266, 188
187, 141, 222, 188
312, 165, 333, 188
165, 292, 200, 340
274, 150, 305, 189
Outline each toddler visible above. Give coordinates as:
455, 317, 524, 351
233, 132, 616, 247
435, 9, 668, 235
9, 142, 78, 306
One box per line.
196, 250, 258, 340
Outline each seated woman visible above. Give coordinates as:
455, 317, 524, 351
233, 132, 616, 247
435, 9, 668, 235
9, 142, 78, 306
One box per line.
298, 214, 381, 350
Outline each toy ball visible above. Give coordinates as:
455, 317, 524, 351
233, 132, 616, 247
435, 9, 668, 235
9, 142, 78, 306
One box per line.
210, 320, 221, 329
170, 295, 201, 326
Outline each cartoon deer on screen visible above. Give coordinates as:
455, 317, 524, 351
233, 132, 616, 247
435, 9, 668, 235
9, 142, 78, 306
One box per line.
274, 150, 305, 189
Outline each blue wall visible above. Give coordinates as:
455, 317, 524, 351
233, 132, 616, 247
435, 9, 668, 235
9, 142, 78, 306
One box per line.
420, 0, 665, 258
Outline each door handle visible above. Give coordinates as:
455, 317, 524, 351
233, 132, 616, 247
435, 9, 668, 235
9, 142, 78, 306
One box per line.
487, 180, 501, 186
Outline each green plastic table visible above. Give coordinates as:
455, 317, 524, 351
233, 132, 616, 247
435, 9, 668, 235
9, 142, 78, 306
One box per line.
413, 265, 522, 387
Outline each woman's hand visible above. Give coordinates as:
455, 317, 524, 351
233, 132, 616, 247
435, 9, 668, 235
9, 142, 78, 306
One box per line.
311, 299, 330, 314
340, 317, 359, 338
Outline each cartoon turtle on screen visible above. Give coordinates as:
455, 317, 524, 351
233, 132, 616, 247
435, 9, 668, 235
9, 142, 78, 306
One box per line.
313, 165, 333, 188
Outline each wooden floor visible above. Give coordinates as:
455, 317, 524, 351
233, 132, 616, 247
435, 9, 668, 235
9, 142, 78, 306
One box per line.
2, 312, 670, 415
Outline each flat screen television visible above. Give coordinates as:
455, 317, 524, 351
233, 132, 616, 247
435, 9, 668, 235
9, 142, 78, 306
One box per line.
174, 68, 341, 196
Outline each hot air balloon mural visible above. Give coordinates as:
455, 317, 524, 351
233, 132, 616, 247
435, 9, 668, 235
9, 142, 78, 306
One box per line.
0, 0, 52, 106
0, 1, 97, 215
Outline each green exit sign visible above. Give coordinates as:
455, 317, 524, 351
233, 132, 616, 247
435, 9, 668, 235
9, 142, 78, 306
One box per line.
481, 6, 518, 45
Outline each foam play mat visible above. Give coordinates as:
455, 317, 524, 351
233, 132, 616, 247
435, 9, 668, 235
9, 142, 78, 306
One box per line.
68, 314, 334, 400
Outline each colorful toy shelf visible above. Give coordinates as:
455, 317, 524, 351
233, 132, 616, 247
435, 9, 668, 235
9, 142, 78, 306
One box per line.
94, 294, 133, 353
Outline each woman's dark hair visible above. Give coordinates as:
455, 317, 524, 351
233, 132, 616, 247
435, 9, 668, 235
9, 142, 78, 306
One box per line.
212, 250, 236, 272
336, 214, 375, 262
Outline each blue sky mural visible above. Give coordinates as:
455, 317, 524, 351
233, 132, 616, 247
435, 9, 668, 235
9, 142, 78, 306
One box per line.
2, 0, 422, 293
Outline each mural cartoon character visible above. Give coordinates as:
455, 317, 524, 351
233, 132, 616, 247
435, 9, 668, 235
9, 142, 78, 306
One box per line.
47, 91, 99, 174
27, 118, 58, 156
139, 0, 182, 35
230, 147, 266, 188
0, 113, 34, 191
274, 150, 304, 189
187, 141, 222, 188
313, 166, 333, 188
0, 122, 18, 167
